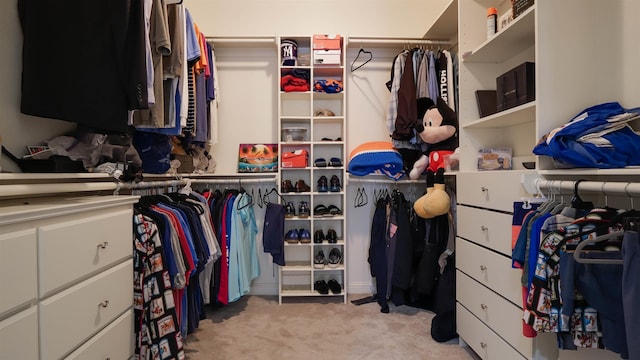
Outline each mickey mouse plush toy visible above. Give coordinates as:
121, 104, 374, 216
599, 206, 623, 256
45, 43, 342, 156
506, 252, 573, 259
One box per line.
409, 97, 458, 180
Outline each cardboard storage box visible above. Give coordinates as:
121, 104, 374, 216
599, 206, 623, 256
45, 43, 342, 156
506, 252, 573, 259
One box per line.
496, 62, 535, 112
477, 148, 512, 171
314, 49, 341, 65
281, 149, 308, 168
313, 35, 342, 50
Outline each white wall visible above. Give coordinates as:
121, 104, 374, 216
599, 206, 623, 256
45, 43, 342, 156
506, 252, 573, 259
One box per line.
183, 0, 450, 294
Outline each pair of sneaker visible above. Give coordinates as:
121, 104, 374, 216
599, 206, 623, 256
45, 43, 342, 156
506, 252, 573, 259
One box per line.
285, 201, 310, 218
314, 279, 342, 295
285, 228, 311, 244
317, 175, 341, 192
314, 248, 342, 268
313, 229, 338, 244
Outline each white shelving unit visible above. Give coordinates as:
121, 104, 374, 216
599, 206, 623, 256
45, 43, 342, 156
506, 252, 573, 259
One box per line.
277, 35, 347, 304
450, 1, 640, 359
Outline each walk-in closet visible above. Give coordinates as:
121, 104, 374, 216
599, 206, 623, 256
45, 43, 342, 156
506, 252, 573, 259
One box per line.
1, 1, 640, 359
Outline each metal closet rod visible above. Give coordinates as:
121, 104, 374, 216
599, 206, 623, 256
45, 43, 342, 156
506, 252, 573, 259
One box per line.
205, 36, 277, 44
536, 179, 640, 197
347, 36, 452, 46
0, 176, 276, 198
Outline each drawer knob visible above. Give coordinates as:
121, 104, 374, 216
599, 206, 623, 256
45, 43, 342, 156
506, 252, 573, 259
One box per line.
98, 300, 110, 308
481, 186, 488, 192
480, 304, 488, 310
480, 342, 487, 349
480, 265, 487, 271
480, 226, 488, 231
97, 241, 109, 249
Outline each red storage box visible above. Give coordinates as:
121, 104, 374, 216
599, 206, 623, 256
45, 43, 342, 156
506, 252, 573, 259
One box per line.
313, 35, 342, 50
281, 149, 308, 168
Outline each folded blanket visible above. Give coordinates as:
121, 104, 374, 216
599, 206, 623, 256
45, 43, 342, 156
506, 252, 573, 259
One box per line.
281, 75, 309, 92
314, 79, 343, 93
348, 141, 405, 180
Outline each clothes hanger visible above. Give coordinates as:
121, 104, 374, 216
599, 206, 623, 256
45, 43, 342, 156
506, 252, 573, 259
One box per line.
570, 179, 594, 211
573, 229, 624, 264
237, 187, 255, 210
351, 47, 373, 72
263, 187, 287, 205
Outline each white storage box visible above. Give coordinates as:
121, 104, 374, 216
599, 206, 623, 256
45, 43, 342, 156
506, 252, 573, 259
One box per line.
313, 49, 341, 65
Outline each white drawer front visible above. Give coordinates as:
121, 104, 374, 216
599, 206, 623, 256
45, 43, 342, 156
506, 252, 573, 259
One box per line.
0, 307, 38, 360
64, 309, 134, 360
0, 229, 37, 316
457, 171, 528, 212
457, 238, 522, 305
39, 260, 133, 360
457, 205, 513, 256
38, 209, 132, 296
457, 303, 527, 360
457, 271, 533, 357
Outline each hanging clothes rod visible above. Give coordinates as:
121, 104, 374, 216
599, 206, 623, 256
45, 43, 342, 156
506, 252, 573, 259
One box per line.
205, 36, 277, 45
535, 179, 640, 197
347, 175, 424, 185
347, 36, 452, 47
0, 176, 277, 199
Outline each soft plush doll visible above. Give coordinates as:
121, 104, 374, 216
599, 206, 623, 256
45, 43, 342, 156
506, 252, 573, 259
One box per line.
414, 168, 450, 219
409, 97, 458, 180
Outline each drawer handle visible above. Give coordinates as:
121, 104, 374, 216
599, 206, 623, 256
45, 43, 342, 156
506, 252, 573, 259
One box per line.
481, 186, 488, 192
98, 300, 110, 308
480, 342, 487, 349
480, 265, 487, 271
480, 226, 488, 231
97, 241, 109, 249
480, 304, 488, 310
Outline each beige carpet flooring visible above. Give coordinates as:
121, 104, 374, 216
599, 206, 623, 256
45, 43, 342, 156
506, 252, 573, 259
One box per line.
184, 295, 479, 360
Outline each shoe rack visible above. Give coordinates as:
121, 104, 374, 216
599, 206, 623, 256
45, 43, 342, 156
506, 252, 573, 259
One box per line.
277, 35, 347, 304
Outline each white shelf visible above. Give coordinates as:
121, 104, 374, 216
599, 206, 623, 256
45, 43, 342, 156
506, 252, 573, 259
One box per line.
462, 6, 535, 63
277, 35, 347, 304
423, 0, 458, 41
462, 101, 535, 129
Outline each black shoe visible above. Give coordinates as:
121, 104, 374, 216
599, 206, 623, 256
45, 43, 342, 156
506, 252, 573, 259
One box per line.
314, 250, 325, 269
314, 280, 329, 295
327, 279, 342, 294
317, 175, 328, 192
329, 175, 341, 192
298, 201, 310, 218
285, 202, 296, 218
328, 248, 342, 268
326, 229, 337, 243
314, 229, 325, 244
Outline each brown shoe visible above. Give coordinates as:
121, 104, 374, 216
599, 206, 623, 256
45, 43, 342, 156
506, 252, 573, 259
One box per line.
281, 179, 294, 193
295, 179, 311, 193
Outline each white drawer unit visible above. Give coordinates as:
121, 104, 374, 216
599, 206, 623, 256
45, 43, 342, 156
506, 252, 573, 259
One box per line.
0, 195, 138, 360
0, 229, 37, 316
457, 270, 533, 357
457, 170, 529, 212
457, 238, 522, 306
457, 205, 513, 256
0, 307, 39, 360
39, 260, 133, 359
457, 303, 527, 360
38, 209, 133, 297
64, 308, 134, 360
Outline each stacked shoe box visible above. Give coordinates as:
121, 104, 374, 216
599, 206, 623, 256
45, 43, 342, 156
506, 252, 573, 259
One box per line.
313, 35, 342, 65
